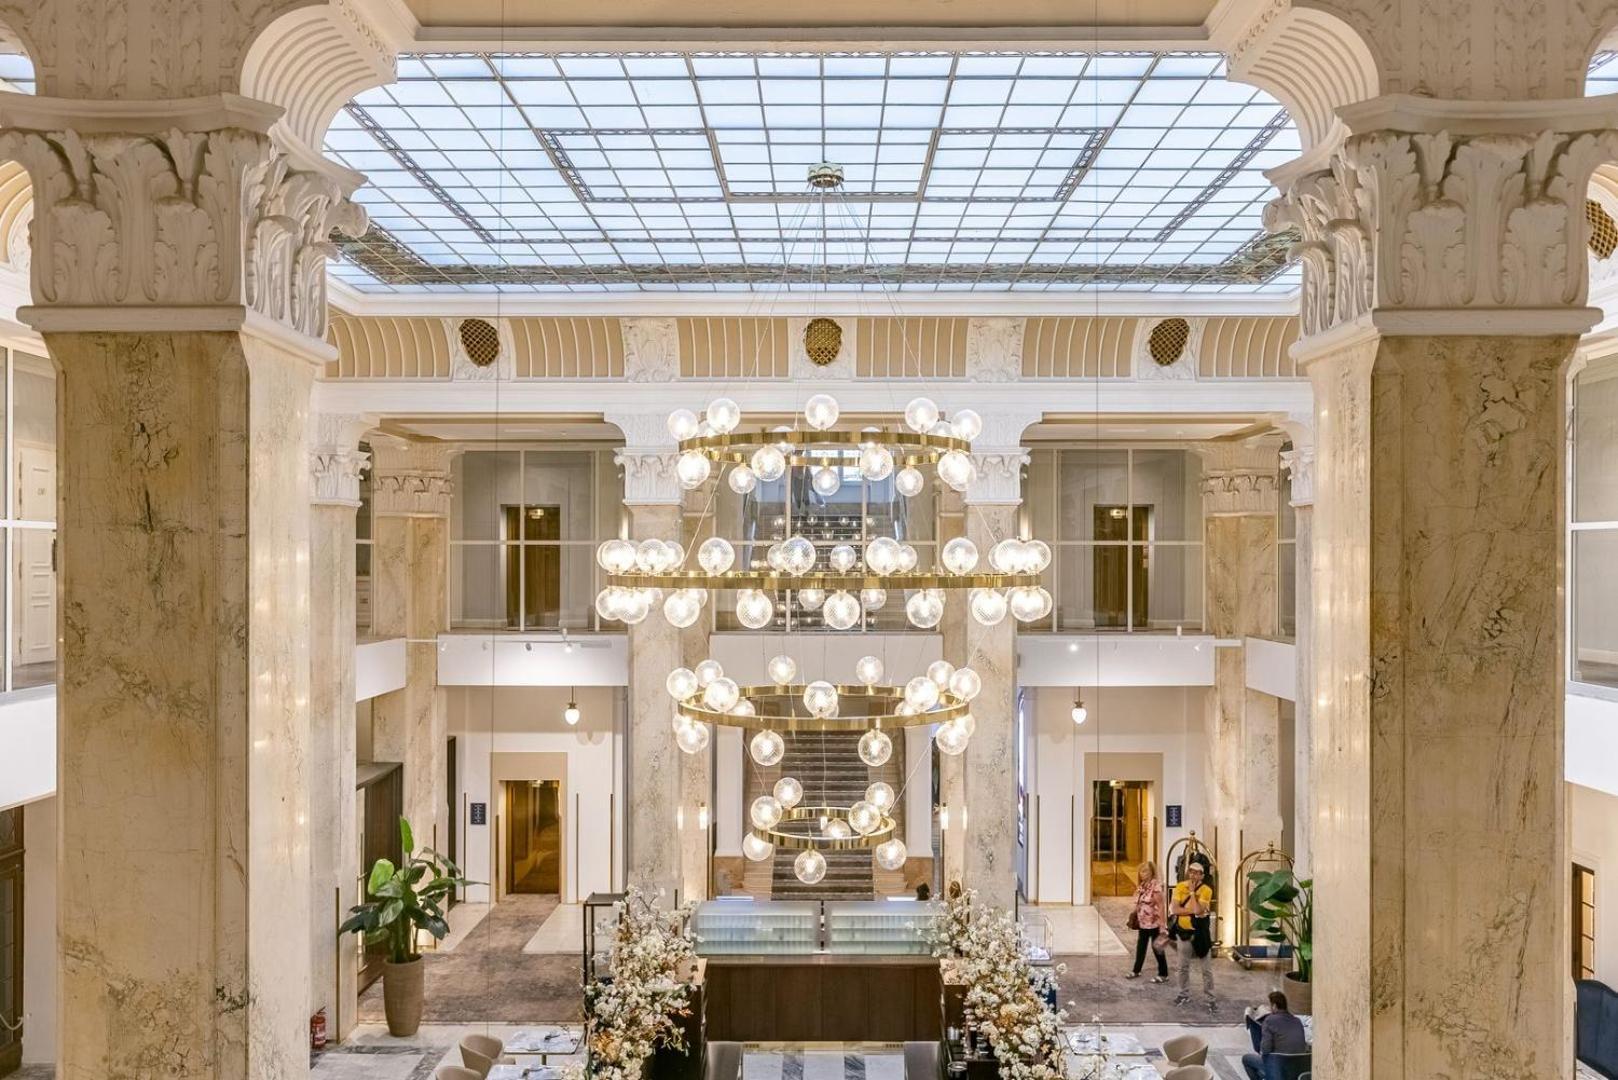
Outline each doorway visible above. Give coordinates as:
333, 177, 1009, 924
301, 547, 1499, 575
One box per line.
503, 505, 560, 628
1092, 506, 1150, 628
504, 780, 561, 895
1090, 780, 1151, 897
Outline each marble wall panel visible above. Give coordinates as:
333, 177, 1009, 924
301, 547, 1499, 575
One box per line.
962, 504, 1019, 909
627, 502, 681, 900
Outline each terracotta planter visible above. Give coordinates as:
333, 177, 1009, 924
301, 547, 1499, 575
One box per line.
1284, 970, 1312, 1016
383, 957, 425, 1036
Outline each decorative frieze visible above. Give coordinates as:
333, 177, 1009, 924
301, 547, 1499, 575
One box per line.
1267, 116, 1618, 340
0, 115, 366, 342
622, 317, 680, 382
369, 440, 452, 518
615, 449, 682, 506
965, 450, 1031, 506
964, 317, 1023, 382
1198, 442, 1282, 517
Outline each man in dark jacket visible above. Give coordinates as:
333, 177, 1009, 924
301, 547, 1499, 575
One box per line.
1241, 991, 1309, 1080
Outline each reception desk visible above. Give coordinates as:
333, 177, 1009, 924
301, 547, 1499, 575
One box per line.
694, 899, 943, 1043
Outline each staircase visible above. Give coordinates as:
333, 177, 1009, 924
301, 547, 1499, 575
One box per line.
770, 731, 878, 900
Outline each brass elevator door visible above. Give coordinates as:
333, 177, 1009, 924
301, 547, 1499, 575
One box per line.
1090, 780, 1150, 898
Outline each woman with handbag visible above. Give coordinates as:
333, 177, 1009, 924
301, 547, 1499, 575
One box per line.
1124, 860, 1169, 981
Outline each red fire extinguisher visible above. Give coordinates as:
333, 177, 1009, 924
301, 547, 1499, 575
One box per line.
310, 1008, 328, 1050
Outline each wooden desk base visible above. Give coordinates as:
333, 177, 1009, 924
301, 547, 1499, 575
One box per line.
703, 957, 943, 1043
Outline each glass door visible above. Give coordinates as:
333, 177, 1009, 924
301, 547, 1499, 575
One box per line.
1090, 781, 1150, 898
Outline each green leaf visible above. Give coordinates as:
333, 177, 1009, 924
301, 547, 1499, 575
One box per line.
399, 817, 415, 855
367, 859, 396, 895
377, 898, 405, 928
374, 879, 405, 899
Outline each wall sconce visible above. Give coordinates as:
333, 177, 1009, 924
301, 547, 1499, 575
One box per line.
938, 804, 950, 830
1071, 691, 1088, 726
564, 686, 581, 726
698, 802, 709, 830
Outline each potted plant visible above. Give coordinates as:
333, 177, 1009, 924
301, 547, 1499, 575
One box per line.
340, 817, 472, 1036
1247, 869, 1313, 1014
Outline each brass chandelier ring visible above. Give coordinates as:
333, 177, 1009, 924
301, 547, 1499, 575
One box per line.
677, 682, 970, 732
752, 804, 898, 851
680, 427, 970, 457
607, 570, 1042, 591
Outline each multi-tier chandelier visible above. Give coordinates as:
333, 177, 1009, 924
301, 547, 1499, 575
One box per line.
667, 652, 982, 883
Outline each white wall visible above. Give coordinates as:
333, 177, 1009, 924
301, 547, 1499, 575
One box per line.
448, 685, 622, 904
1245, 636, 1296, 701
1016, 634, 1216, 688
438, 632, 628, 686
1572, 782, 1618, 985
0, 687, 54, 812
1025, 684, 1207, 904
355, 637, 406, 702
21, 795, 55, 1064
1569, 691, 1618, 797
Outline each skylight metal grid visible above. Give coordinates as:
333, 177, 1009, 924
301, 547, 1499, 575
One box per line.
316, 50, 1301, 294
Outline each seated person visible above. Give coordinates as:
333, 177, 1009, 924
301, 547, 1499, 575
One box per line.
1241, 990, 1309, 1080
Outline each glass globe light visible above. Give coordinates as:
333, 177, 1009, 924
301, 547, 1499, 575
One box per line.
969, 588, 1008, 626
865, 537, 901, 576
898, 544, 919, 572
774, 776, 804, 809
903, 396, 939, 434
822, 591, 863, 631
1025, 539, 1053, 573
728, 464, 759, 494
854, 655, 885, 687
731, 699, 756, 717
672, 710, 693, 733
860, 587, 887, 612
935, 722, 969, 756
1009, 585, 1053, 622
666, 667, 699, 701
895, 466, 925, 498
875, 838, 908, 871
906, 675, 941, 710
751, 795, 784, 830
824, 818, 853, 840
859, 444, 894, 482
751, 445, 787, 482
736, 589, 776, 629
848, 801, 881, 836
1072, 698, 1088, 725
955, 713, 977, 737
634, 538, 667, 573
695, 659, 724, 687
665, 543, 686, 570
927, 660, 956, 689
697, 537, 735, 574
781, 535, 816, 576
950, 667, 983, 702
937, 450, 974, 492
797, 588, 826, 611
664, 590, 702, 628
804, 393, 840, 431
668, 408, 700, 441
905, 590, 944, 629
750, 729, 785, 767
706, 397, 742, 434
811, 466, 841, 497
829, 544, 858, 572
951, 408, 984, 442
990, 538, 1026, 573
930, 420, 954, 438
941, 537, 979, 575
858, 728, 893, 767
675, 721, 711, 754
866, 781, 896, 811
676, 451, 711, 490
742, 833, 775, 861
767, 654, 798, 686
703, 677, 740, 713
765, 542, 787, 573
794, 849, 827, 885
620, 591, 652, 624
803, 680, 839, 718
598, 538, 637, 573
595, 588, 621, 622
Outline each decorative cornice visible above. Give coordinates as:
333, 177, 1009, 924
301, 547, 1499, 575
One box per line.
308, 411, 374, 507
0, 100, 367, 347
369, 440, 452, 518
1198, 441, 1281, 517
1280, 446, 1315, 508
1267, 105, 1618, 343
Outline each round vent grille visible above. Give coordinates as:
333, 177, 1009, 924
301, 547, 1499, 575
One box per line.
1589, 200, 1618, 260
458, 318, 501, 368
1147, 318, 1191, 367
803, 317, 843, 367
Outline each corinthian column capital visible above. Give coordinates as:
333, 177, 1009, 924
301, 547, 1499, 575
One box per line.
369, 439, 453, 519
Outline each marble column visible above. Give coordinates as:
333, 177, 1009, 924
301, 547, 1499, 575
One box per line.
1199, 441, 1282, 941
678, 489, 712, 902
617, 445, 683, 901
369, 440, 453, 852
307, 414, 371, 1041
936, 487, 967, 892
0, 86, 365, 1075
1264, 99, 1615, 1077
1281, 445, 1315, 880
960, 443, 1031, 910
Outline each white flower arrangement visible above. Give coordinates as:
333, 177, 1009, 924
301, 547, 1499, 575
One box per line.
926, 890, 1070, 1080
570, 888, 699, 1080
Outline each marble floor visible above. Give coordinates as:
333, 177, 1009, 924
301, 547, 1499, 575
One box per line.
1022, 903, 1130, 956
522, 901, 584, 954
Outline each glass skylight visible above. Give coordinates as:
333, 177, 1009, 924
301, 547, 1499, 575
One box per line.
319, 50, 1300, 294
0, 53, 34, 94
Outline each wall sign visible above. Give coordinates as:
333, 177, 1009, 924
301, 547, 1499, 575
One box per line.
470, 802, 487, 826
1165, 804, 1183, 828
